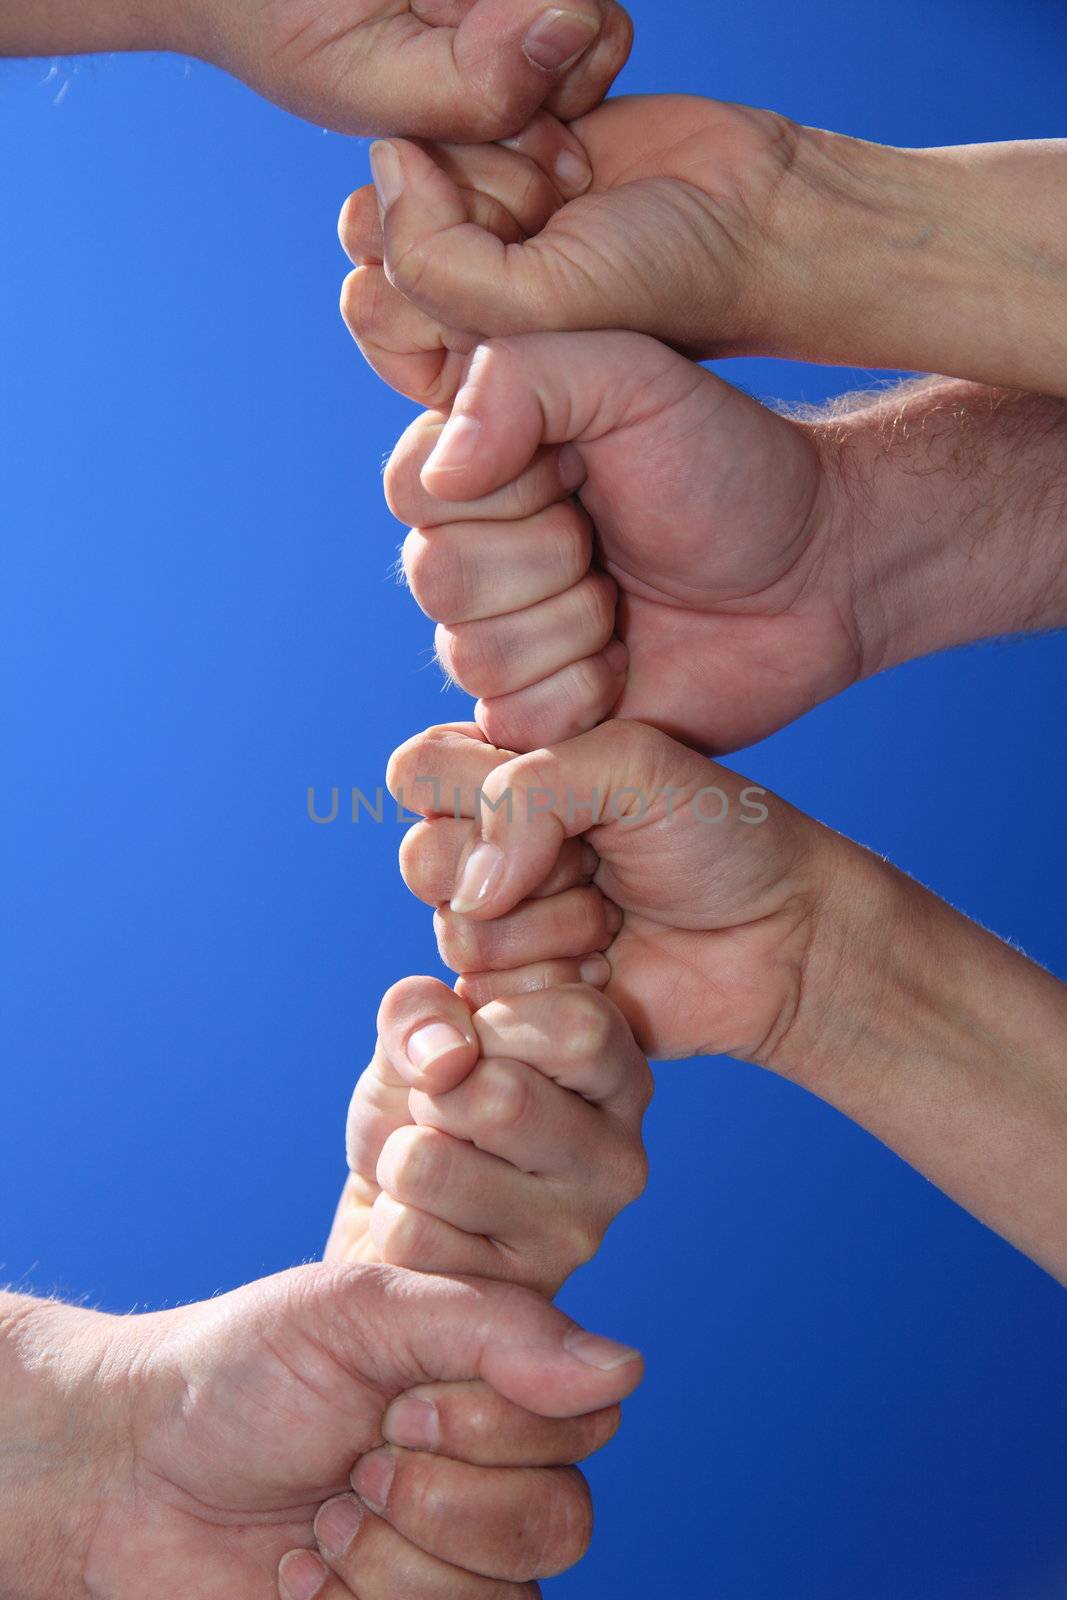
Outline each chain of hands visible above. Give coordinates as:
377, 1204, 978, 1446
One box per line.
3, 4, 1066, 1599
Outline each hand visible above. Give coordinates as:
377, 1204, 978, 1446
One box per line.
341, 94, 792, 389
343, 96, 1067, 399
387, 718, 829, 1067
2, 0, 631, 144
325, 975, 652, 1296
382, 330, 856, 755
190, 0, 632, 140
0, 1269, 640, 1600
389, 718, 1067, 1282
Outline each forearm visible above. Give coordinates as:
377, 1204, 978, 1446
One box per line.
0, 1293, 117, 1600
0, 0, 193, 55
816, 377, 1067, 671
760, 130, 1067, 398
775, 842, 1067, 1281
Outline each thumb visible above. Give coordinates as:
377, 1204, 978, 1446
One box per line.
450, 719, 692, 918
326, 1264, 643, 1418
418, 330, 696, 502
364, 0, 609, 141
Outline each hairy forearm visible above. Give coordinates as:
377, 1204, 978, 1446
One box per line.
815, 376, 1067, 672
762, 131, 1067, 398
0, 0, 194, 55
776, 843, 1067, 1281
0, 1293, 118, 1600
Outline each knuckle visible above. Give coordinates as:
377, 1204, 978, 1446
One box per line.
373, 1198, 434, 1270
527, 1468, 594, 1578
379, 1125, 447, 1200
437, 619, 511, 698
574, 572, 617, 640
403, 529, 468, 623
617, 1145, 650, 1207
555, 987, 616, 1061
470, 1058, 530, 1134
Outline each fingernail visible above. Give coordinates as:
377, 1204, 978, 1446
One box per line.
580, 954, 610, 987
383, 1393, 440, 1451
278, 1549, 327, 1600
369, 140, 404, 214
407, 1022, 469, 1075
523, 7, 601, 73
451, 840, 506, 914
314, 1495, 364, 1560
563, 1328, 642, 1371
351, 1447, 397, 1514
555, 147, 593, 194
423, 413, 482, 481
558, 442, 586, 493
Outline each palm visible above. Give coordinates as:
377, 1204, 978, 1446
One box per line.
576, 361, 860, 752
90, 1271, 404, 1593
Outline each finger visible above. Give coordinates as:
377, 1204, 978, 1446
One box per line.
284, 1502, 539, 1600
435, 886, 622, 974
472, 986, 653, 1120
368, 1191, 524, 1285
400, 818, 596, 907
496, 109, 593, 198
371, 138, 565, 332
376, 1126, 550, 1242
456, 955, 611, 1009
433, 135, 568, 232
540, 0, 634, 123
325, 1170, 384, 1267
341, 263, 475, 409
402, 501, 593, 626
476, 642, 627, 753
383, 1380, 619, 1466
387, 722, 513, 822
406, 1049, 609, 1178
315, 1267, 644, 1418
386, 412, 586, 529
420, 331, 701, 502
449, 720, 685, 918
375, 974, 479, 1095
435, 569, 617, 699
360, 0, 609, 142
350, 1447, 593, 1581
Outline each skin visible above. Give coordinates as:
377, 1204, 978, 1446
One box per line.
325, 977, 653, 1297
0, 0, 633, 144
0, 1267, 641, 1600
389, 718, 1067, 1283
346, 93, 1067, 398
377, 331, 1067, 756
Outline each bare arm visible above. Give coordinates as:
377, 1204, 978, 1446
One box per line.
815, 377, 1067, 675
761, 132, 1067, 399
778, 838, 1067, 1283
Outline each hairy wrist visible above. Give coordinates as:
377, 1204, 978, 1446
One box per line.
0, 1295, 129, 1600
811, 377, 1067, 675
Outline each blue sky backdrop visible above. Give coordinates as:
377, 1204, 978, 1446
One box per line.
3, 2, 1066, 1595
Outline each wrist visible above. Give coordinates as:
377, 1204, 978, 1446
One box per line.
767, 836, 1067, 1280
812, 378, 1067, 677
756, 126, 1067, 393
0, 0, 202, 56
0, 1296, 130, 1600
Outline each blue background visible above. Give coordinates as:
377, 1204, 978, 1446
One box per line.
3, 2, 1066, 1595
